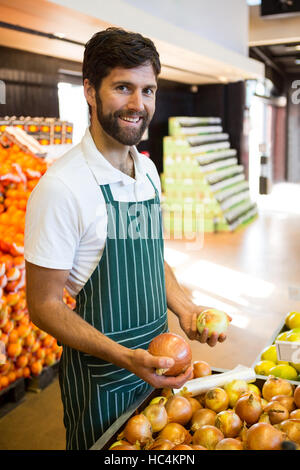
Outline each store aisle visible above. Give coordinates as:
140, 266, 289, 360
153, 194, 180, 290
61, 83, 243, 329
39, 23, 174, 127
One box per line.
0, 183, 299, 450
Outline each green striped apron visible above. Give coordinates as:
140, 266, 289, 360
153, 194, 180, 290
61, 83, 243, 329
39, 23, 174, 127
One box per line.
58, 174, 168, 450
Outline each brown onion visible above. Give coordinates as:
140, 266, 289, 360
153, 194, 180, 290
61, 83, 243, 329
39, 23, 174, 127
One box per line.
215, 410, 243, 438
246, 422, 285, 450
258, 412, 271, 424
120, 413, 152, 446
190, 444, 208, 450
192, 425, 224, 450
290, 410, 300, 419
271, 395, 296, 413
190, 408, 217, 432
235, 393, 263, 426
294, 385, 300, 408
279, 419, 300, 444
172, 444, 193, 450
109, 439, 137, 450
148, 332, 192, 376
215, 438, 244, 450
113, 444, 139, 450
146, 438, 174, 450
264, 401, 290, 425
193, 361, 212, 378
205, 387, 229, 413
224, 380, 249, 408
195, 393, 206, 407
165, 395, 193, 426
142, 399, 168, 432
262, 376, 294, 401
158, 423, 189, 445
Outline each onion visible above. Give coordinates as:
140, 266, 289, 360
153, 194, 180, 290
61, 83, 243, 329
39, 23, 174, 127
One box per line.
279, 419, 300, 444
195, 393, 206, 407
246, 422, 285, 450
120, 414, 152, 446
204, 387, 229, 413
294, 385, 300, 408
258, 412, 271, 424
262, 376, 294, 402
215, 410, 243, 438
150, 396, 168, 406
235, 393, 263, 426
192, 425, 224, 450
172, 444, 193, 450
193, 361, 212, 378
190, 408, 217, 432
264, 401, 289, 425
112, 444, 139, 450
190, 445, 208, 450
271, 395, 296, 413
143, 399, 168, 432
215, 438, 244, 450
290, 410, 300, 419
148, 332, 192, 376
224, 380, 249, 408
146, 438, 174, 450
165, 395, 193, 426
196, 308, 230, 336
188, 397, 202, 415
109, 439, 138, 450
158, 423, 190, 445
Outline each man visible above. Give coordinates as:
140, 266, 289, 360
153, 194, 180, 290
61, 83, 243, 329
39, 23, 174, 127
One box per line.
25, 28, 228, 450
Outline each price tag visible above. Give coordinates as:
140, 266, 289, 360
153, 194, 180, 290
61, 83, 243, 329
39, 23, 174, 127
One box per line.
276, 340, 300, 364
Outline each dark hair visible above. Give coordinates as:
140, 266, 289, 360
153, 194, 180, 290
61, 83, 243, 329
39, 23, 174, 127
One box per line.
82, 27, 161, 93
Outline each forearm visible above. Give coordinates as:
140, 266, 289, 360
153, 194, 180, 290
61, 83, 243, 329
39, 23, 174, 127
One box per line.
28, 300, 133, 371
164, 261, 195, 319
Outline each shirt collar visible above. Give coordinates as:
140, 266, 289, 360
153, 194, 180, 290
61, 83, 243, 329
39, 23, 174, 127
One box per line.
81, 127, 147, 186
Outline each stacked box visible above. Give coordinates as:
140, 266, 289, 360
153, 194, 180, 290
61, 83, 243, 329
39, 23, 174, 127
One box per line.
162, 116, 258, 236
0, 116, 73, 145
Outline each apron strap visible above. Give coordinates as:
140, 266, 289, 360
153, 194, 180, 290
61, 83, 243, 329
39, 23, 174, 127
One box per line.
99, 184, 114, 203
146, 173, 159, 200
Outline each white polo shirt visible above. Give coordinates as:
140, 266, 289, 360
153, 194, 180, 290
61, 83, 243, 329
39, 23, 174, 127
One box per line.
24, 127, 162, 298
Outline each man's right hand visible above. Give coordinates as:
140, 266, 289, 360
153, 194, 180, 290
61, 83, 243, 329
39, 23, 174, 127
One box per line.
128, 348, 193, 389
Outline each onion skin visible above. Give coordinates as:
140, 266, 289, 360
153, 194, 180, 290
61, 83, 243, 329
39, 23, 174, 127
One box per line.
112, 444, 139, 450
290, 410, 300, 419
262, 376, 294, 402
294, 385, 300, 408
121, 414, 152, 446
190, 408, 217, 432
279, 419, 300, 444
271, 395, 296, 413
158, 423, 190, 446
142, 400, 168, 433
165, 395, 193, 426
146, 438, 174, 450
193, 361, 212, 378
215, 438, 244, 450
190, 445, 208, 450
205, 387, 229, 413
264, 401, 290, 425
246, 422, 285, 450
235, 393, 263, 426
192, 425, 224, 450
224, 380, 249, 408
148, 333, 192, 376
172, 444, 193, 450
215, 410, 243, 438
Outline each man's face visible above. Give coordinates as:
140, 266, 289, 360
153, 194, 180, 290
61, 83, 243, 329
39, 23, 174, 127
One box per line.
94, 64, 157, 146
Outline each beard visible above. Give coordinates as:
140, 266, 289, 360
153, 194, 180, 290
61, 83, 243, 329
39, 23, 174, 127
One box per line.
95, 93, 151, 146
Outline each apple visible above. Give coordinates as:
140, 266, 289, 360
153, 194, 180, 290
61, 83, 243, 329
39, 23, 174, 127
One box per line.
197, 309, 230, 337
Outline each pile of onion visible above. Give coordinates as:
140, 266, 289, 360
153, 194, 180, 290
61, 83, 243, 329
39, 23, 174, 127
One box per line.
262, 376, 293, 401
142, 398, 168, 432
235, 393, 263, 426
148, 332, 192, 376
246, 422, 285, 450
158, 423, 191, 446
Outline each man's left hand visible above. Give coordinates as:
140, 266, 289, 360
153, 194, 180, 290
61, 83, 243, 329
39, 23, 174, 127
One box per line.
178, 306, 231, 347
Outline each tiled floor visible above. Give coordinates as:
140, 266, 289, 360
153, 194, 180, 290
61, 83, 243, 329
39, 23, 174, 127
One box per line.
1, 182, 299, 450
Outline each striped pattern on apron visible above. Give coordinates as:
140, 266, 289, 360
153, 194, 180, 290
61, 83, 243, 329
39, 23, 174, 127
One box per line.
58, 174, 168, 450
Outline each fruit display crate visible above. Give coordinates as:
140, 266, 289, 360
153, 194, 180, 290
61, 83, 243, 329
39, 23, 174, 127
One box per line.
0, 376, 26, 417
90, 367, 285, 451
251, 314, 300, 384
25, 360, 60, 393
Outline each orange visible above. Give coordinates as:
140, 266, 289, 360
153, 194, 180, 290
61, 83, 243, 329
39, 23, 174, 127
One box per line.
36, 348, 46, 360
23, 366, 31, 378
44, 352, 56, 367
0, 375, 9, 389
2, 319, 14, 334
7, 370, 17, 383
24, 332, 36, 349
16, 354, 28, 368
8, 329, 19, 343
43, 335, 55, 348
16, 324, 30, 338
30, 360, 43, 376
6, 342, 22, 358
